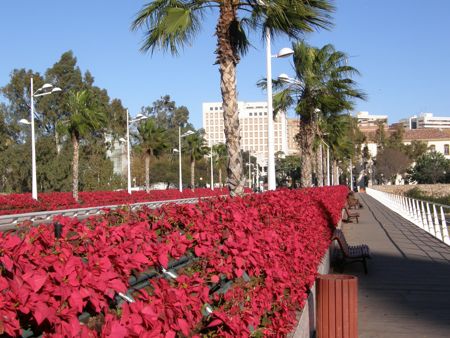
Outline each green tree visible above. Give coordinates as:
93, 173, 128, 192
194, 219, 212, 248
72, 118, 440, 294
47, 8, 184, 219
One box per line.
184, 132, 208, 188
408, 151, 450, 184
136, 118, 168, 192
1, 70, 43, 123
108, 99, 127, 139
404, 140, 428, 161
273, 42, 365, 187
320, 114, 355, 185
386, 125, 404, 149
43, 51, 84, 153
374, 120, 387, 150
131, 0, 334, 196
375, 147, 411, 184
140, 95, 192, 152
63, 90, 107, 201
0, 105, 15, 151
212, 143, 227, 187
276, 155, 301, 187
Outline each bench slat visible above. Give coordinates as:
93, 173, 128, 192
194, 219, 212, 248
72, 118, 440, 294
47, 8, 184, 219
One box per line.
332, 229, 371, 274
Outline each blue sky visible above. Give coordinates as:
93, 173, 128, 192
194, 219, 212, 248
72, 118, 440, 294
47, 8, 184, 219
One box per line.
1, 0, 449, 129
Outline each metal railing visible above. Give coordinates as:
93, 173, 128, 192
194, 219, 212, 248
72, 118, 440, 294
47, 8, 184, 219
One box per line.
366, 188, 450, 246
0, 196, 215, 232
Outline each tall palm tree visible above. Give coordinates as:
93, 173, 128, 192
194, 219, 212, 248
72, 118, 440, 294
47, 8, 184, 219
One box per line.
321, 114, 353, 185
131, 0, 334, 195
136, 118, 168, 192
273, 41, 365, 187
63, 90, 107, 201
212, 142, 227, 187
184, 132, 208, 188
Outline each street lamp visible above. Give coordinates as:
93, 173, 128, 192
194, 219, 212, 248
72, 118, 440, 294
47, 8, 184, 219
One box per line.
317, 125, 331, 187
178, 127, 195, 192
207, 150, 214, 190
21, 78, 61, 200
246, 163, 253, 189
319, 139, 331, 186
120, 110, 148, 194
266, 29, 294, 191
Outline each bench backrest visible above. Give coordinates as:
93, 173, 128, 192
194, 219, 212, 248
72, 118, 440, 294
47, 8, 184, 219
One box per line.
332, 229, 350, 255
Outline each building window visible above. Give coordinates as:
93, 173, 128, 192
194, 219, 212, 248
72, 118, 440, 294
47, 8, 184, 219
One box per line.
445, 144, 449, 155
429, 145, 436, 152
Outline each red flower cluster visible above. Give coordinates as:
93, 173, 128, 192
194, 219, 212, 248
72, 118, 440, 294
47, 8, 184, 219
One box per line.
0, 188, 235, 216
0, 186, 348, 337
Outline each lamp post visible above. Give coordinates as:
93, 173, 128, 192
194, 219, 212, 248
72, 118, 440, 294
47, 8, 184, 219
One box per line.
350, 158, 353, 191
210, 151, 214, 190
177, 127, 195, 192
246, 163, 253, 189
319, 140, 331, 186
21, 78, 61, 200
266, 28, 294, 191
120, 110, 149, 194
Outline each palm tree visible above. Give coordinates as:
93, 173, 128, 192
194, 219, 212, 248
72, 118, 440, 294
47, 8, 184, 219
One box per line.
321, 114, 353, 185
131, 1, 334, 196
184, 132, 208, 188
63, 90, 107, 201
212, 143, 227, 187
136, 118, 168, 192
273, 41, 365, 187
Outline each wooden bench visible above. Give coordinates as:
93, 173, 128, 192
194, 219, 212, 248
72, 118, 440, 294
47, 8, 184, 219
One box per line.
343, 207, 359, 223
347, 197, 362, 209
331, 228, 371, 274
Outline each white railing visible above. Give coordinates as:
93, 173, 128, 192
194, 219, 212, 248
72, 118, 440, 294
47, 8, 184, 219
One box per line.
366, 188, 450, 246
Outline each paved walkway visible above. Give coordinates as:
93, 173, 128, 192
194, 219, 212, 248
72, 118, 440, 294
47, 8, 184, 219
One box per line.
340, 193, 450, 338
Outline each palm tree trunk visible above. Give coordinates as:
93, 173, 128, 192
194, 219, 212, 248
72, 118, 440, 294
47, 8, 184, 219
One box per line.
216, 1, 244, 197
71, 133, 79, 201
317, 143, 324, 187
145, 152, 150, 193
332, 160, 339, 185
219, 168, 223, 187
299, 121, 315, 187
190, 158, 195, 189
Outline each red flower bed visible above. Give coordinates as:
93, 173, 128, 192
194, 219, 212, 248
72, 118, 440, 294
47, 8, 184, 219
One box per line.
0, 186, 348, 337
0, 188, 237, 216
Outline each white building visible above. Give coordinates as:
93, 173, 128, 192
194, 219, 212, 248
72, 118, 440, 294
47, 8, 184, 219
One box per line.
105, 134, 127, 176
361, 129, 450, 159
357, 111, 388, 130
403, 129, 450, 159
202, 101, 290, 163
399, 113, 450, 130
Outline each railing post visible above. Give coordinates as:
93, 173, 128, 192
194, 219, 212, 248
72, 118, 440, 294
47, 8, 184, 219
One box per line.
420, 201, 430, 234
416, 200, 424, 228
433, 205, 443, 241
425, 203, 435, 237
400, 196, 406, 217
411, 199, 419, 227
406, 197, 412, 221
440, 207, 450, 245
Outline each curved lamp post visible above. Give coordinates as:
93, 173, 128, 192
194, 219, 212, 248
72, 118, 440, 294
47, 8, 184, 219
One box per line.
20, 78, 61, 200
206, 150, 214, 190
266, 33, 294, 191
120, 110, 148, 194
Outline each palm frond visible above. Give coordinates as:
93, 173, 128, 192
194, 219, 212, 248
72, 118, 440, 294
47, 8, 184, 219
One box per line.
131, 0, 205, 55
